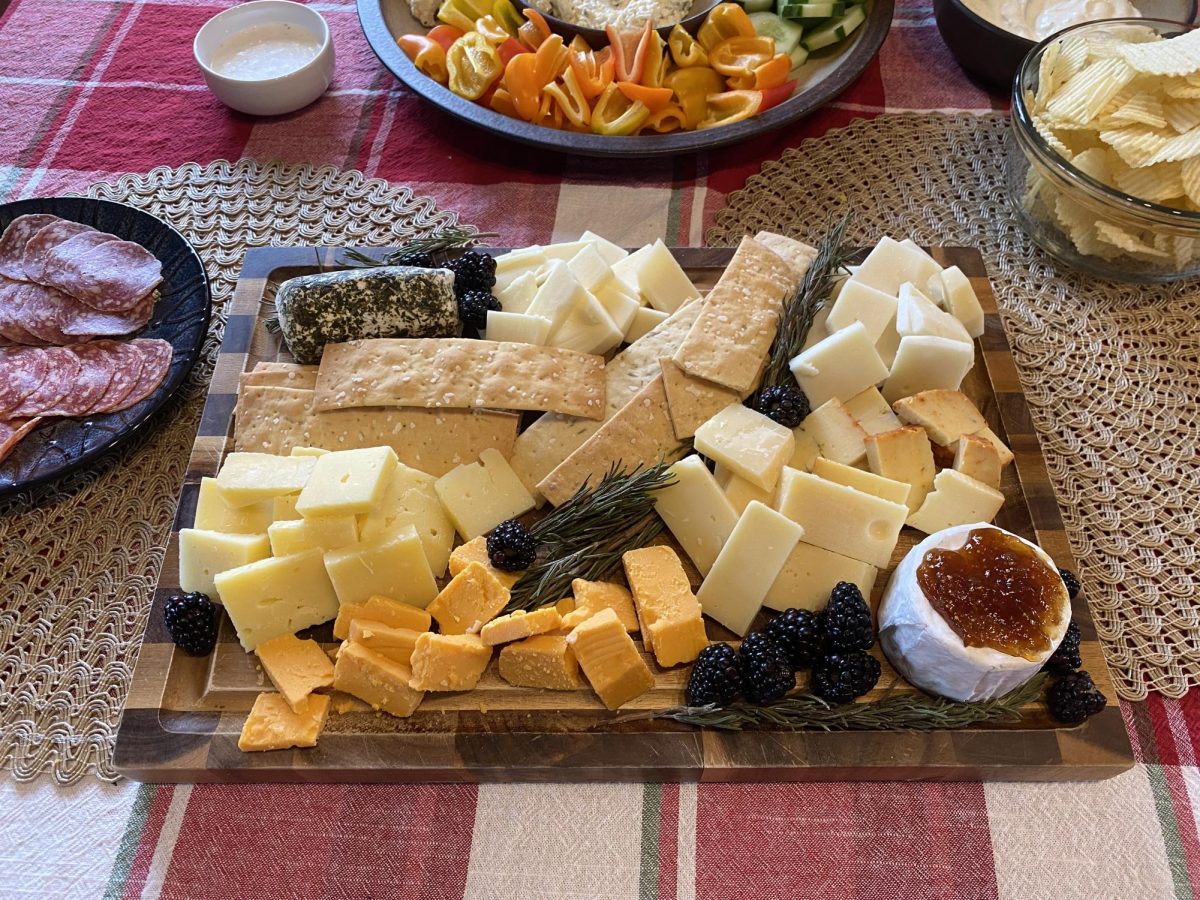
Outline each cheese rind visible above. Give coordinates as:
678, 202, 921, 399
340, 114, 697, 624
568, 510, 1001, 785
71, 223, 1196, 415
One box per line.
622, 546, 708, 667
954, 433, 1003, 489
696, 501, 804, 636
408, 632, 492, 691
498, 635, 584, 690
435, 448, 536, 540
255, 634, 335, 712
480, 606, 563, 646
801, 399, 868, 466
333, 641, 424, 717
864, 425, 937, 514
215, 453, 317, 507
562, 578, 640, 632
426, 561, 511, 635
238, 692, 330, 752
267, 515, 358, 557
179, 529, 271, 599
566, 608, 655, 709
693, 403, 794, 491
653, 455, 739, 576
296, 446, 398, 518
215, 549, 340, 651
776, 469, 908, 568
324, 525, 439, 609
811, 457, 911, 506
788, 321, 890, 407
194, 477, 273, 534
763, 542, 878, 612
332, 595, 431, 641
906, 469, 1006, 534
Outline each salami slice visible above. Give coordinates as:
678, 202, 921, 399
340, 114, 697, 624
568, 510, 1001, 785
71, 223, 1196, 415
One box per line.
43, 234, 162, 312
0, 214, 60, 280
22, 220, 91, 283
8, 282, 75, 345
0, 417, 43, 465
8, 346, 82, 417
60, 287, 154, 337
106, 339, 172, 412
38, 342, 118, 417
0, 281, 45, 346
0, 347, 50, 417
93, 340, 147, 413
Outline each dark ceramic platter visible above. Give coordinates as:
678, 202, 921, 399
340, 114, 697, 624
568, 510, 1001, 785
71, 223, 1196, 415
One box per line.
0, 197, 211, 499
357, 0, 894, 157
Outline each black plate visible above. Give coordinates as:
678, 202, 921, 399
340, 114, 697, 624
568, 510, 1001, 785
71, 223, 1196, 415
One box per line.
0, 197, 211, 498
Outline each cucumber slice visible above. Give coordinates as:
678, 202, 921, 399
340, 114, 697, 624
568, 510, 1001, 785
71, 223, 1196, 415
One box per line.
778, 2, 844, 19
748, 11, 804, 54
800, 3, 866, 50
788, 43, 810, 67
740, 0, 776, 12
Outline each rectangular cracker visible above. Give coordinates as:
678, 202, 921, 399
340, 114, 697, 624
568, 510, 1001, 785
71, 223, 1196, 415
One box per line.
658, 357, 743, 440
241, 365, 319, 390
537, 376, 687, 506
313, 339, 606, 419
672, 236, 798, 393
753, 231, 817, 280
233, 386, 313, 454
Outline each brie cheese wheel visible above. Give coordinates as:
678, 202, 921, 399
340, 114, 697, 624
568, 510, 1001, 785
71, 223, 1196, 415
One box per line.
878, 523, 1070, 702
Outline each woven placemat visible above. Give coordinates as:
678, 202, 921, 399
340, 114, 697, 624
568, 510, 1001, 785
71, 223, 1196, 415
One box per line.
0, 160, 465, 783
709, 113, 1199, 702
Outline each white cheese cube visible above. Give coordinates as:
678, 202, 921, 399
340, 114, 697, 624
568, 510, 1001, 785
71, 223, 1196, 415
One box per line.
268, 515, 359, 557
937, 266, 985, 338
697, 501, 804, 636
801, 399, 868, 466
825, 279, 898, 342
763, 542, 877, 613
843, 387, 901, 436
581, 230, 629, 266
295, 446, 398, 518
179, 529, 271, 599
550, 290, 623, 355
594, 280, 641, 335
876, 322, 902, 368
359, 463, 455, 577
541, 240, 590, 261
800, 306, 832, 353
900, 239, 940, 266
215, 549, 339, 651
811, 457, 911, 506
215, 453, 316, 508
611, 244, 654, 295
485, 310, 551, 346
435, 448, 536, 540
496, 271, 538, 313
714, 463, 775, 514
567, 244, 613, 292
896, 283, 972, 344
290, 446, 328, 457
853, 237, 943, 296
788, 425, 821, 472
493, 247, 547, 292
654, 455, 739, 576
632, 240, 699, 313
525, 260, 586, 333
788, 321, 890, 407
776, 469, 908, 568
693, 403, 794, 491
272, 493, 301, 523
882, 335, 976, 403
906, 469, 1005, 534
194, 477, 273, 534
324, 524, 439, 608
624, 306, 668, 342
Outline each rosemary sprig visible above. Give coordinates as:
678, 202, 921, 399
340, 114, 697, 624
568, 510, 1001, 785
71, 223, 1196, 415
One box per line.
615, 674, 1048, 733
758, 211, 856, 393
340, 226, 498, 267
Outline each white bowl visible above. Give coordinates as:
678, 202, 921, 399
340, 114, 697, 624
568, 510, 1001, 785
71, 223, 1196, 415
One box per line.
194, 0, 334, 116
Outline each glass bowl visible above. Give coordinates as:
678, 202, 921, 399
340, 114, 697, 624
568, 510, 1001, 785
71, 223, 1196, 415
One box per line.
1008, 18, 1200, 282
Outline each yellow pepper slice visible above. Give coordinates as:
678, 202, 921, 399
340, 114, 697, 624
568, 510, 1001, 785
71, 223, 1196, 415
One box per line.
446, 32, 503, 100
696, 3, 755, 52
398, 35, 449, 84
436, 0, 476, 33
708, 35, 775, 79
544, 67, 592, 129
664, 65, 724, 129
493, 0, 523, 36
644, 103, 688, 133
474, 14, 512, 45
668, 25, 707, 68
591, 82, 650, 135
698, 89, 762, 128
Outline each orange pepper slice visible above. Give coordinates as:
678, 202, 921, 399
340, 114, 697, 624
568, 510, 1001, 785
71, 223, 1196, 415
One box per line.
591, 82, 650, 135
698, 89, 762, 129
567, 39, 615, 100
709, 35, 775, 79
428, 25, 465, 53
616, 81, 674, 113
606, 21, 653, 84
644, 103, 688, 133
750, 52, 790, 90
490, 86, 519, 117
533, 33, 569, 84
503, 52, 542, 120
536, 91, 565, 129
696, 3, 755, 52
518, 6, 552, 49
398, 35, 449, 84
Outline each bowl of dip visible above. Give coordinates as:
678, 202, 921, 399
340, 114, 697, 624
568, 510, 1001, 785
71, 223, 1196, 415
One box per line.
194, 0, 334, 116
933, 0, 1196, 88
512, 0, 717, 49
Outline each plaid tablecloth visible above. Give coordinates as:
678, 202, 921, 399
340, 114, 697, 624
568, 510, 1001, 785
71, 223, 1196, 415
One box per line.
1, 1, 1196, 898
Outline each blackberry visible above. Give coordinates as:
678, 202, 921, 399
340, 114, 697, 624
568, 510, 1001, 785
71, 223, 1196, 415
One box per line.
1047, 670, 1107, 724
754, 385, 810, 428
811, 652, 881, 704
739, 632, 796, 704
1044, 620, 1082, 674
394, 249, 435, 268
458, 290, 501, 331
163, 591, 218, 656
765, 608, 826, 669
445, 251, 497, 294
685, 643, 741, 707
1058, 567, 1082, 600
823, 581, 874, 652
486, 519, 537, 571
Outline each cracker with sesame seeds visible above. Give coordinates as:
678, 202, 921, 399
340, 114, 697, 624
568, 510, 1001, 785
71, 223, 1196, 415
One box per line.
233, 385, 313, 454
311, 338, 606, 419
242, 363, 319, 389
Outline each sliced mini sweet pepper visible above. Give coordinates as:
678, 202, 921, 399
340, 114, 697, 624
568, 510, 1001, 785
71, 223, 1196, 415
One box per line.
490, 85, 518, 117
436, 0, 476, 33
606, 21, 653, 84
446, 31, 503, 100
497, 37, 527, 66
591, 82, 650, 135
536, 91, 565, 129
567, 38, 614, 100
504, 51, 545, 121
533, 33, 569, 83
493, 0, 524, 36
518, 7, 552, 49
616, 81, 674, 113
751, 51, 790, 89
696, 3, 755, 52
397, 35, 449, 84
428, 24, 465, 53
709, 35, 775, 80
474, 14, 513, 45
668, 25, 707, 68
644, 103, 688, 133
759, 78, 796, 111
544, 67, 592, 129
664, 65, 724, 129
640, 30, 670, 87
698, 89, 762, 128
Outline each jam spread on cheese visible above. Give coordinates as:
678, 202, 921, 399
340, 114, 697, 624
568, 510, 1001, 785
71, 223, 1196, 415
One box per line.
917, 528, 1062, 660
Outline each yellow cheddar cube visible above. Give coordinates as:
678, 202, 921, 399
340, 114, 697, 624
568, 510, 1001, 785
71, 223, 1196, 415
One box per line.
215, 549, 340, 652
480, 606, 562, 646
333, 641, 424, 717
498, 635, 584, 690
622, 546, 707, 667
194, 477, 273, 534
562, 579, 639, 633
333, 594, 432, 641
566, 608, 654, 709
555, 597, 576, 616
426, 561, 510, 635
267, 515, 358, 557
408, 632, 492, 691
324, 525, 439, 609
347, 619, 421, 665
216, 453, 317, 508
254, 633, 335, 712
237, 692, 330, 752
178, 529, 271, 599
447, 536, 522, 588
296, 446, 398, 518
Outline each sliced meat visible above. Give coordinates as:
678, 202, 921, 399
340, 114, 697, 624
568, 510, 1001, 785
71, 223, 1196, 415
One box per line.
8, 281, 76, 345
0, 214, 61, 280
8, 346, 82, 417
0, 347, 50, 417
0, 282, 45, 346
106, 338, 172, 412
60, 287, 154, 337
0, 417, 43, 466
22, 220, 91, 283
41, 233, 163, 313
39, 342, 117, 416
93, 340, 147, 413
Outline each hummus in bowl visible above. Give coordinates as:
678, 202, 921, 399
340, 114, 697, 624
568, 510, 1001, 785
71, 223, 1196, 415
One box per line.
528, 0, 700, 30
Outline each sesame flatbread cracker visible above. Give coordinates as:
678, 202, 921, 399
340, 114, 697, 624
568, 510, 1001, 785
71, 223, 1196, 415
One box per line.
243, 363, 319, 389
658, 357, 743, 440
233, 385, 314, 453
753, 231, 817, 280
671, 236, 798, 394
312, 338, 606, 419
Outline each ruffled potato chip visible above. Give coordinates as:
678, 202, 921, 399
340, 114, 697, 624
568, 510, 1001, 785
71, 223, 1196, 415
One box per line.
1107, 92, 1168, 129
1164, 99, 1200, 133
1099, 125, 1172, 168
1046, 57, 1137, 124
1114, 161, 1184, 203
1120, 28, 1200, 76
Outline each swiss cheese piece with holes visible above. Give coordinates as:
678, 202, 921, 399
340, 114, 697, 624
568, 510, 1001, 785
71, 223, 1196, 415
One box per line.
295, 446, 398, 518
776, 469, 908, 569
216, 549, 340, 651
215, 453, 317, 508
435, 448, 536, 540
653, 455, 740, 577
193, 477, 274, 534
358, 463, 454, 577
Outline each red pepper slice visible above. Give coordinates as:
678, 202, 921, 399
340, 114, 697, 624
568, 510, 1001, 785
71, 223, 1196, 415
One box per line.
605, 20, 653, 84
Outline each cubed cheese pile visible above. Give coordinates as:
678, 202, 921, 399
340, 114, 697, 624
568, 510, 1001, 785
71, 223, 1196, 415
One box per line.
485, 232, 700, 355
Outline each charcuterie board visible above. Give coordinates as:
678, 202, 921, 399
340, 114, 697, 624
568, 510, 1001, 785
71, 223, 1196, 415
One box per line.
113, 244, 1134, 783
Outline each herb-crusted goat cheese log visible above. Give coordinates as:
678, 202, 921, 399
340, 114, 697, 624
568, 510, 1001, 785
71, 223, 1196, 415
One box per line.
275, 266, 459, 364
